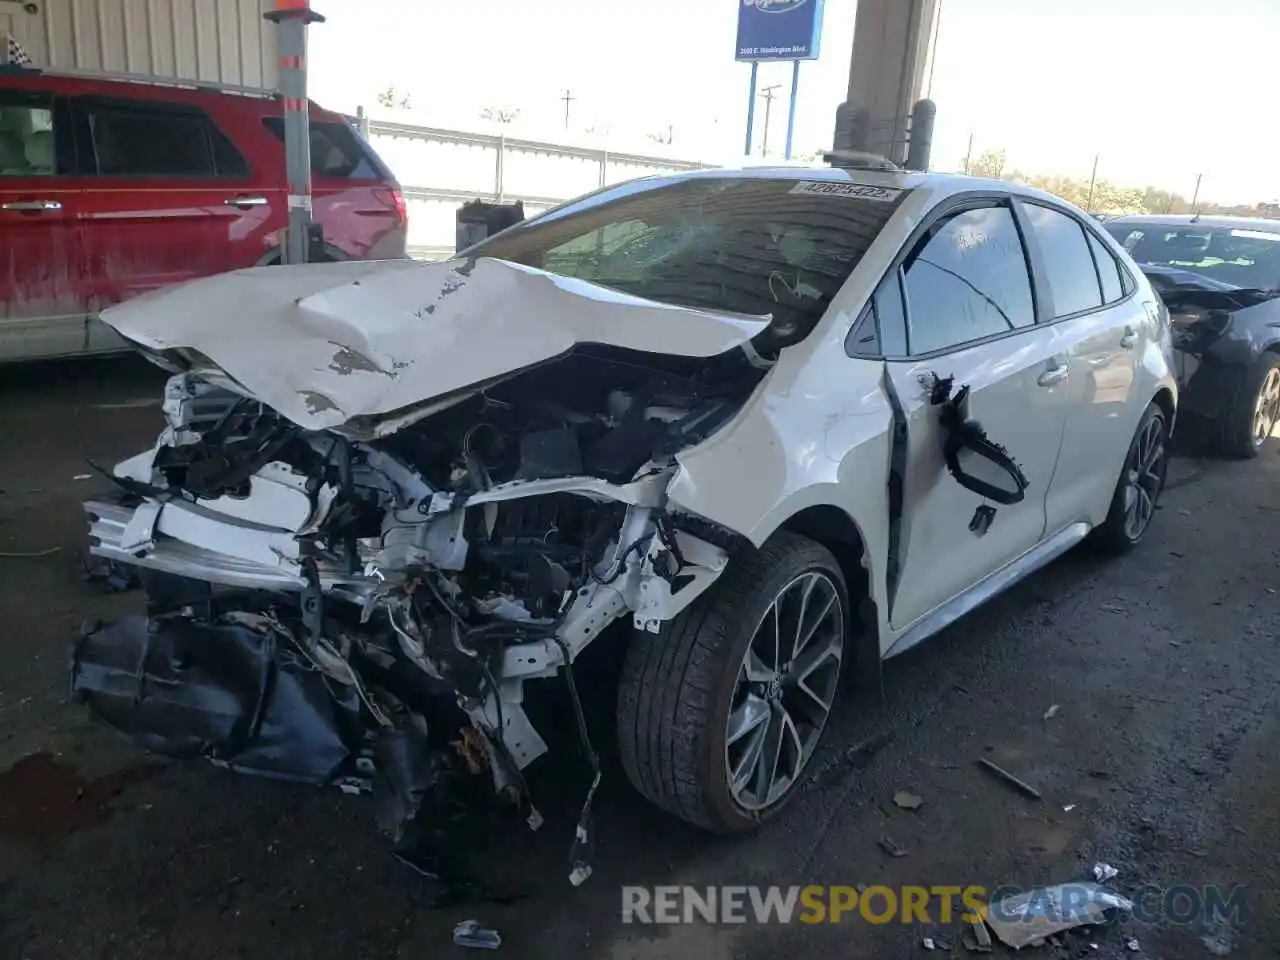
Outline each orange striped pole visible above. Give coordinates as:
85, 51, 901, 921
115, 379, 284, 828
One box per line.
264, 0, 325, 264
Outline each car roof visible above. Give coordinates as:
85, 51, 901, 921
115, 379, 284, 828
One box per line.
0, 68, 344, 122
1106, 213, 1280, 232
625, 164, 1080, 208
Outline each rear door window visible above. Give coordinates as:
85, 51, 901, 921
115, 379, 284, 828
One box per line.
81, 101, 248, 177
1022, 203, 1103, 317
263, 117, 382, 179
1087, 232, 1125, 303
0, 93, 61, 176
902, 203, 1035, 355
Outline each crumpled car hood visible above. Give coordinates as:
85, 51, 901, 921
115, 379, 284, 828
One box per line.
101, 256, 771, 433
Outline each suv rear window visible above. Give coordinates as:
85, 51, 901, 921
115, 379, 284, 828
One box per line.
263, 118, 381, 179
467, 176, 909, 337
83, 102, 249, 178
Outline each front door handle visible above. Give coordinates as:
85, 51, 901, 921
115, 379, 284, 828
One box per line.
224, 195, 270, 209
1037, 356, 1070, 388
1120, 326, 1138, 349
1, 199, 62, 212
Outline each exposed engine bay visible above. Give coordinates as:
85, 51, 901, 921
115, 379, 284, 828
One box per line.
77, 340, 764, 885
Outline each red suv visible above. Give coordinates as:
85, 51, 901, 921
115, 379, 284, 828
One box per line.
0, 67, 408, 362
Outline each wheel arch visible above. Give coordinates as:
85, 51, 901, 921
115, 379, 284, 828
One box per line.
774, 504, 881, 687
1152, 385, 1176, 434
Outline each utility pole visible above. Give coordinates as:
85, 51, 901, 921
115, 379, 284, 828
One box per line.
560, 89, 575, 131
1191, 172, 1204, 211
962, 129, 974, 173
1086, 153, 1100, 213
759, 84, 781, 157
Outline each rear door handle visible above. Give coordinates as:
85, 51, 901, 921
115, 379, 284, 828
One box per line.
1120, 326, 1138, 349
223, 195, 270, 208
1037, 356, 1070, 388
1, 199, 62, 212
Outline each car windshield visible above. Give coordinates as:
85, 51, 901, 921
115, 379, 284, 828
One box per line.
1105, 221, 1280, 291
465, 176, 908, 336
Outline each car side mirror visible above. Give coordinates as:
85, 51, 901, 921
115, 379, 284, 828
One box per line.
938, 384, 1029, 505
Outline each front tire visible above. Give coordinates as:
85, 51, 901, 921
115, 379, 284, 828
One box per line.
1089, 402, 1169, 556
1220, 353, 1280, 459
617, 532, 847, 833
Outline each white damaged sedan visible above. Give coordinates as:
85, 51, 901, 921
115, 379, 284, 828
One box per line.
75, 166, 1176, 857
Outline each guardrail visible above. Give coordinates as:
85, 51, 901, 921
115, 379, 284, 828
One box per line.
360, 112, 714, 201
357, 114, 719, 256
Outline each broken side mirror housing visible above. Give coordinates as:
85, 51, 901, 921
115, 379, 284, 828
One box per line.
939, 385, 1029, 505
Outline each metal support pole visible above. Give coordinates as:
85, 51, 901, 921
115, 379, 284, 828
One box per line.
784, 60, 800, 161
355, 104, 370, 140
1086, 153, 1099, 213
744, 61, 759, 156
495, 133, 506, 202
265, 0, 324, 266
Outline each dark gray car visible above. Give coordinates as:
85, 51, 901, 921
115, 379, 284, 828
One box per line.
1106, 214, 1280, 457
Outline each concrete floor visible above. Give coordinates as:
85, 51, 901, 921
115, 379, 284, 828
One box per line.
1, 358, 1277, 960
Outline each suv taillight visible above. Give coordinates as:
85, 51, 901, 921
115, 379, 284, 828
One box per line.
375, 186, 407, 226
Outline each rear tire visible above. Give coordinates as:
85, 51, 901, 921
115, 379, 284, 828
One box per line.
617, 532, 848, 833
1219, 353, 1280, 459
1089, 402, 1168, 556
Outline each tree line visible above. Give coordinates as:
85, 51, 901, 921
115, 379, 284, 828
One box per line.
965, 149, 1278, 219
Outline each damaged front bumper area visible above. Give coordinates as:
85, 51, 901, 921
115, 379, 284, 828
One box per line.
77, 360, 747, 880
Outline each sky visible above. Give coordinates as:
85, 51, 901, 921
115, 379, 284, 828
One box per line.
307, 0, 1280, 206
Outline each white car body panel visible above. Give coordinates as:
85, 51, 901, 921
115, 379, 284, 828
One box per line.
99, 256, 772, 435
883, 327, 1070, 631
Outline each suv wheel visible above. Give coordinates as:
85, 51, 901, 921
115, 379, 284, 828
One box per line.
1090, 402, 1169, 556
1221, 354, 1280, 458
617, 532, 847, 833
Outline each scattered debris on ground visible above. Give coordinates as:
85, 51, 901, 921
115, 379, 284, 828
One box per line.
963, 918, 992, 953
984, 882, 1133, 950
1043, 704, 1061, 720
893, 790, 924, 811
453, 919, 502, 950
1125, 936, 1141, 951
922, 936, 936, 950
976, 757, 1043, 799
1093, 862, 1119, 883
878, 836, 908, 858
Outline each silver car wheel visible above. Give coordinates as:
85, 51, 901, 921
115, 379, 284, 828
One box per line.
1252, 367, 1280, 449
725, 570, 844, 811
1123, 411, 1166, 541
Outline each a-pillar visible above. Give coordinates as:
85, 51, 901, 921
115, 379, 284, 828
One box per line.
833, 0, 940, 165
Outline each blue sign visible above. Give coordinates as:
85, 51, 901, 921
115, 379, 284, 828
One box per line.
735, 0, 825, 62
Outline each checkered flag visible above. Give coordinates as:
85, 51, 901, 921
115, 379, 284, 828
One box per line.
4, 35, 32, 66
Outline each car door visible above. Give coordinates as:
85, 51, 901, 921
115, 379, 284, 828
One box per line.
0, 89, 87, 362
1016, 201, 1143, 530
73, 95, 271, 352
880, 198, 1074, 632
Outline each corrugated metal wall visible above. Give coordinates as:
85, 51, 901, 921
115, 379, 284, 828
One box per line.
1, 0, 277, 89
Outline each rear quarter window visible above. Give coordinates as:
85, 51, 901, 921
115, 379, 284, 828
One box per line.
263, 117, 382, 179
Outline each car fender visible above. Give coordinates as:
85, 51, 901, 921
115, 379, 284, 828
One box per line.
666, 339, 893, 632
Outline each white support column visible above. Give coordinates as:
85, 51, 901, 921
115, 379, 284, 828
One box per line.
834, 0, 940, 165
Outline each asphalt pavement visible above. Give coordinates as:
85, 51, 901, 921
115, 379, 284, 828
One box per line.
1, 358, 1277, 960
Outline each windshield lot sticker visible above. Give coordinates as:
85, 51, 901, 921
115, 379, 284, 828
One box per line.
790, 181, 903, 202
